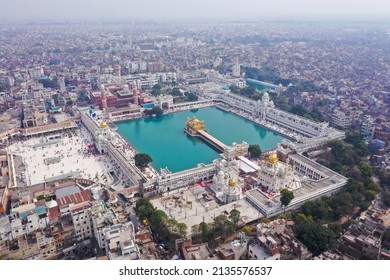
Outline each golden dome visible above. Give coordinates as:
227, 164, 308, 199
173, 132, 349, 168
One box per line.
100, 121, 108, 129
268, 152, 279, 163
228, 178, 236, 187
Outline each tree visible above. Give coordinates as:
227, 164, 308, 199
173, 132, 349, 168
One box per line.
171, 88, 182, 96
213, 215, 235, 240
191, 224, 200, 236
294, 213, 313, 224
199, 222, 210, 242
329, 192, 353, 218
138, 204, 155, 222
150, 210, 168, 231
36, 194, 45, 201
364, 190, 377, 202
248, 144, 262, 159
383, 192, 390, 208
280, 189, 294, 209
378, 170, 390, 188
177, 222, 188, 238
186, 92, 198, 101
294, 222, 335, 256
229, 209, 241, 229
144, 106, 163, 117
242, 226, 253, 236
134, 153, 152, 168
301, 200, 329, 221
240, 85, 256, 96
135, 198, 155, 220
327, 222, 342, 239
151, 84, 161, 96
229, 85, 240, 93
38, 77, 59, 89
359, 161, 374, 180
77, 90, 90, 102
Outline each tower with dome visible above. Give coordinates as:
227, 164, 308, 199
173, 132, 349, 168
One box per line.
210, 158, 243, 204
256, 151, 301, 194
94, 120, 119, 154
255, 92, 275, 120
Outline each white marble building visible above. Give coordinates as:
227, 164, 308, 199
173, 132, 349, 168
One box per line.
210, 158, 243, 204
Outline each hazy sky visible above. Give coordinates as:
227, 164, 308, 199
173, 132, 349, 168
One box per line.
1, 0, 389, 22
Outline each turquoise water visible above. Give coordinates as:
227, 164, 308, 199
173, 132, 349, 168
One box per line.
116, 107, 286, 173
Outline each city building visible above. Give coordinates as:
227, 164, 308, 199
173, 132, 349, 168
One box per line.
338, 203, 390, 260
246, 146, 347, 217
103, 222, 140, 260
361, 115, 376, 140
70, 202, 93, 242
332, 108, 352, 128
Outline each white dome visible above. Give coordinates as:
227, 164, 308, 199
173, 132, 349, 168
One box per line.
217, 170, 224, 178
46, 200, 58, 208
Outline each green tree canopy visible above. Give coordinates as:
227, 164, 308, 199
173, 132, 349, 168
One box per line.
248, 144, 262, 158
150, 209, 168, 229
144, 106, 163, 117
378, 170, 390, 188
38, 77, 59, 89
134, 153, 153, 168
229, 85, 240, 93
177, 222, 188, 238
301, 199, 329, 221
280, 188, 294, 208
199, 222, 210, 242
135, 198, 155, 221
171, 88, 182, 96
383, 192, 390, 208
229, 209, 241, 229
242, 226, 253, 236
294, 222, 335, 256
214, 215, 235, 240
185, 92, 198, 101
151, 84, 162, 96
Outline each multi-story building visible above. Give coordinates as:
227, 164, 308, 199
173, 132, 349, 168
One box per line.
248, 239, 280, 260
70, 203, 93, 242
0, 150, 16, 214
361, 115, 376, 140
256, 152, 301, 193
252, 219, 311, 260
89, 90, 118, 108
28, 66, 44, 80
103, 222, 140, 260
246, 147, 347, 217
90, 200, 119, 250
332, 108, 352, 128
232, 57, 241, 77
338, 204, 390, 260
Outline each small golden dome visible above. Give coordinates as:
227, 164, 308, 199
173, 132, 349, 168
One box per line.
268, 152, 279, 163
100, 121, 108, 129
228, 178, 236, 187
